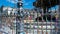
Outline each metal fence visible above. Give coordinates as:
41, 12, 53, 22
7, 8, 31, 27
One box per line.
0, 7, 60, 34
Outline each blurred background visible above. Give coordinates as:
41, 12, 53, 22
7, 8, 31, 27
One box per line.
0, 0, 60, 34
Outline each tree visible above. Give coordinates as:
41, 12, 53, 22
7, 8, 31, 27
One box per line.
33, 0, 59, 13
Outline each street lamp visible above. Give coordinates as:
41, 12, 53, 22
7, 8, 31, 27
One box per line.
16, 0, 24, 34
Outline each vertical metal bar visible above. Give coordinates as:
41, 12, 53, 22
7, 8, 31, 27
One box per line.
27, 12, 31, 34
55, 7, 58, 34
41, 8, 44, 34
36, 10, 39, 34
50, 9, 53, 34
37, 8, 39, 34
49, 0, 53, 34
37, 8, 41, 34
49, 0, 52, 34
56, 0, 59, 34
30, 12, 31, 34
26, 19, 28, 34
33, 11, 34, 34
50, 1, 53, 34
46, 8, 48, 34
41, 0, 44, 34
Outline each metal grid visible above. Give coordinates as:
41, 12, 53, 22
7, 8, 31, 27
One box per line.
23, 8, 59, 34
0, 7, 60, 34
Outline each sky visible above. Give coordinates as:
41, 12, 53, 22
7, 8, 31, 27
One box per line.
0, 0, 59, 10
0, 0, 35, 9
0, 0, 15, 7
